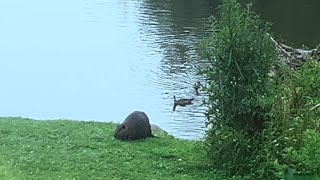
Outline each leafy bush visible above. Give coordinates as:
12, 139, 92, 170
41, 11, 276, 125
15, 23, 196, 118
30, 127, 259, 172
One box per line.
292, 61, 320, 105
283, 129, 320, 175
199, 0, 276, 133
267, 61, 320, 177
199, 0, 276, 177
199, 0, 320, 179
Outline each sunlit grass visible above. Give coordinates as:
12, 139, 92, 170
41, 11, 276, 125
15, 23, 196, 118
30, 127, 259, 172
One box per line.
0, 117, 224, 179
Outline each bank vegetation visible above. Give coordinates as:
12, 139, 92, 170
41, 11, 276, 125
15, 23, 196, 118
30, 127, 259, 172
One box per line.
198, 0, 320, 179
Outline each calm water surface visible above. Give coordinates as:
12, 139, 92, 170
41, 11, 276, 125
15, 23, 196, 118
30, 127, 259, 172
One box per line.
0, 0, 214, 139
1, 0, 319, 139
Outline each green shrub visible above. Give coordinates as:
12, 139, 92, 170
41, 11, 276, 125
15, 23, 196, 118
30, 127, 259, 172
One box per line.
267, 61, 320, 177
199, 0, 320, 179
199, 0, 276, 178
283, 129, 320, 175
292, 61, 320, 105
205, 125, 257, 176
199, 0, 276, 133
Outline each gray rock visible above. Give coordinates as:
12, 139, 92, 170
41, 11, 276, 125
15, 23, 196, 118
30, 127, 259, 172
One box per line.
151, 124, 168, 135
114, 111, 154, 140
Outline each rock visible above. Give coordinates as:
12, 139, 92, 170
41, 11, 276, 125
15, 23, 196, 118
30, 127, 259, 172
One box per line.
114, 111, 154, 140
150, 124, 168, 135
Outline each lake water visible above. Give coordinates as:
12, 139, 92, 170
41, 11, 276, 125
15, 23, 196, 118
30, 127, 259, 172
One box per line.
0, 0, 319, 140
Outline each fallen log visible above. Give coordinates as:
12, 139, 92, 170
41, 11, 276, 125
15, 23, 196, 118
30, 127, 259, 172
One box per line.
269, 34, 320, 68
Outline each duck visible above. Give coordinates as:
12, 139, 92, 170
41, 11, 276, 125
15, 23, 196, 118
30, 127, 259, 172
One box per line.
173, 95, 194, 111
193, 81, 202, 95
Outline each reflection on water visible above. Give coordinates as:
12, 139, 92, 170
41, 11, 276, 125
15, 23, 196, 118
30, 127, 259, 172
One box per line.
252, 0, 320, 47
0, 0, 319, 139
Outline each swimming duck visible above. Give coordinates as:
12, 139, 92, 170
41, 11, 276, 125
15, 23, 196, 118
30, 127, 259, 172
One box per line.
173, 95, 194, 111
193, 81, 202, 95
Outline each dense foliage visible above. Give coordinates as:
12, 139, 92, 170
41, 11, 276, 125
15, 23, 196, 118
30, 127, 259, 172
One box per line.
268, 61, 320, 178
199, 0, 276, 177
199, 0, 320, 179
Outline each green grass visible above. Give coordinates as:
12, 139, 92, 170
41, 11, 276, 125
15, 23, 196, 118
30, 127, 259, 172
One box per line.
0, 117, 225, 180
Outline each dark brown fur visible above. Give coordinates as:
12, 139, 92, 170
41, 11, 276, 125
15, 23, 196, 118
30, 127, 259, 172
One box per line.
114, 111, 154, 140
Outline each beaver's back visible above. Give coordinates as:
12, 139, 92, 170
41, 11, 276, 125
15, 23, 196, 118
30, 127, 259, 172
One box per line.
114, 111, 152, 140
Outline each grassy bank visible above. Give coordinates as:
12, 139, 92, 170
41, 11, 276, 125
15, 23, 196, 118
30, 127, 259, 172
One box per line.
0, 117, 224, 179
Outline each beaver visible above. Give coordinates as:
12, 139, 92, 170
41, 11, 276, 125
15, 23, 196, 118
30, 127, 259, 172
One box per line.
114, 111, 155, 140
